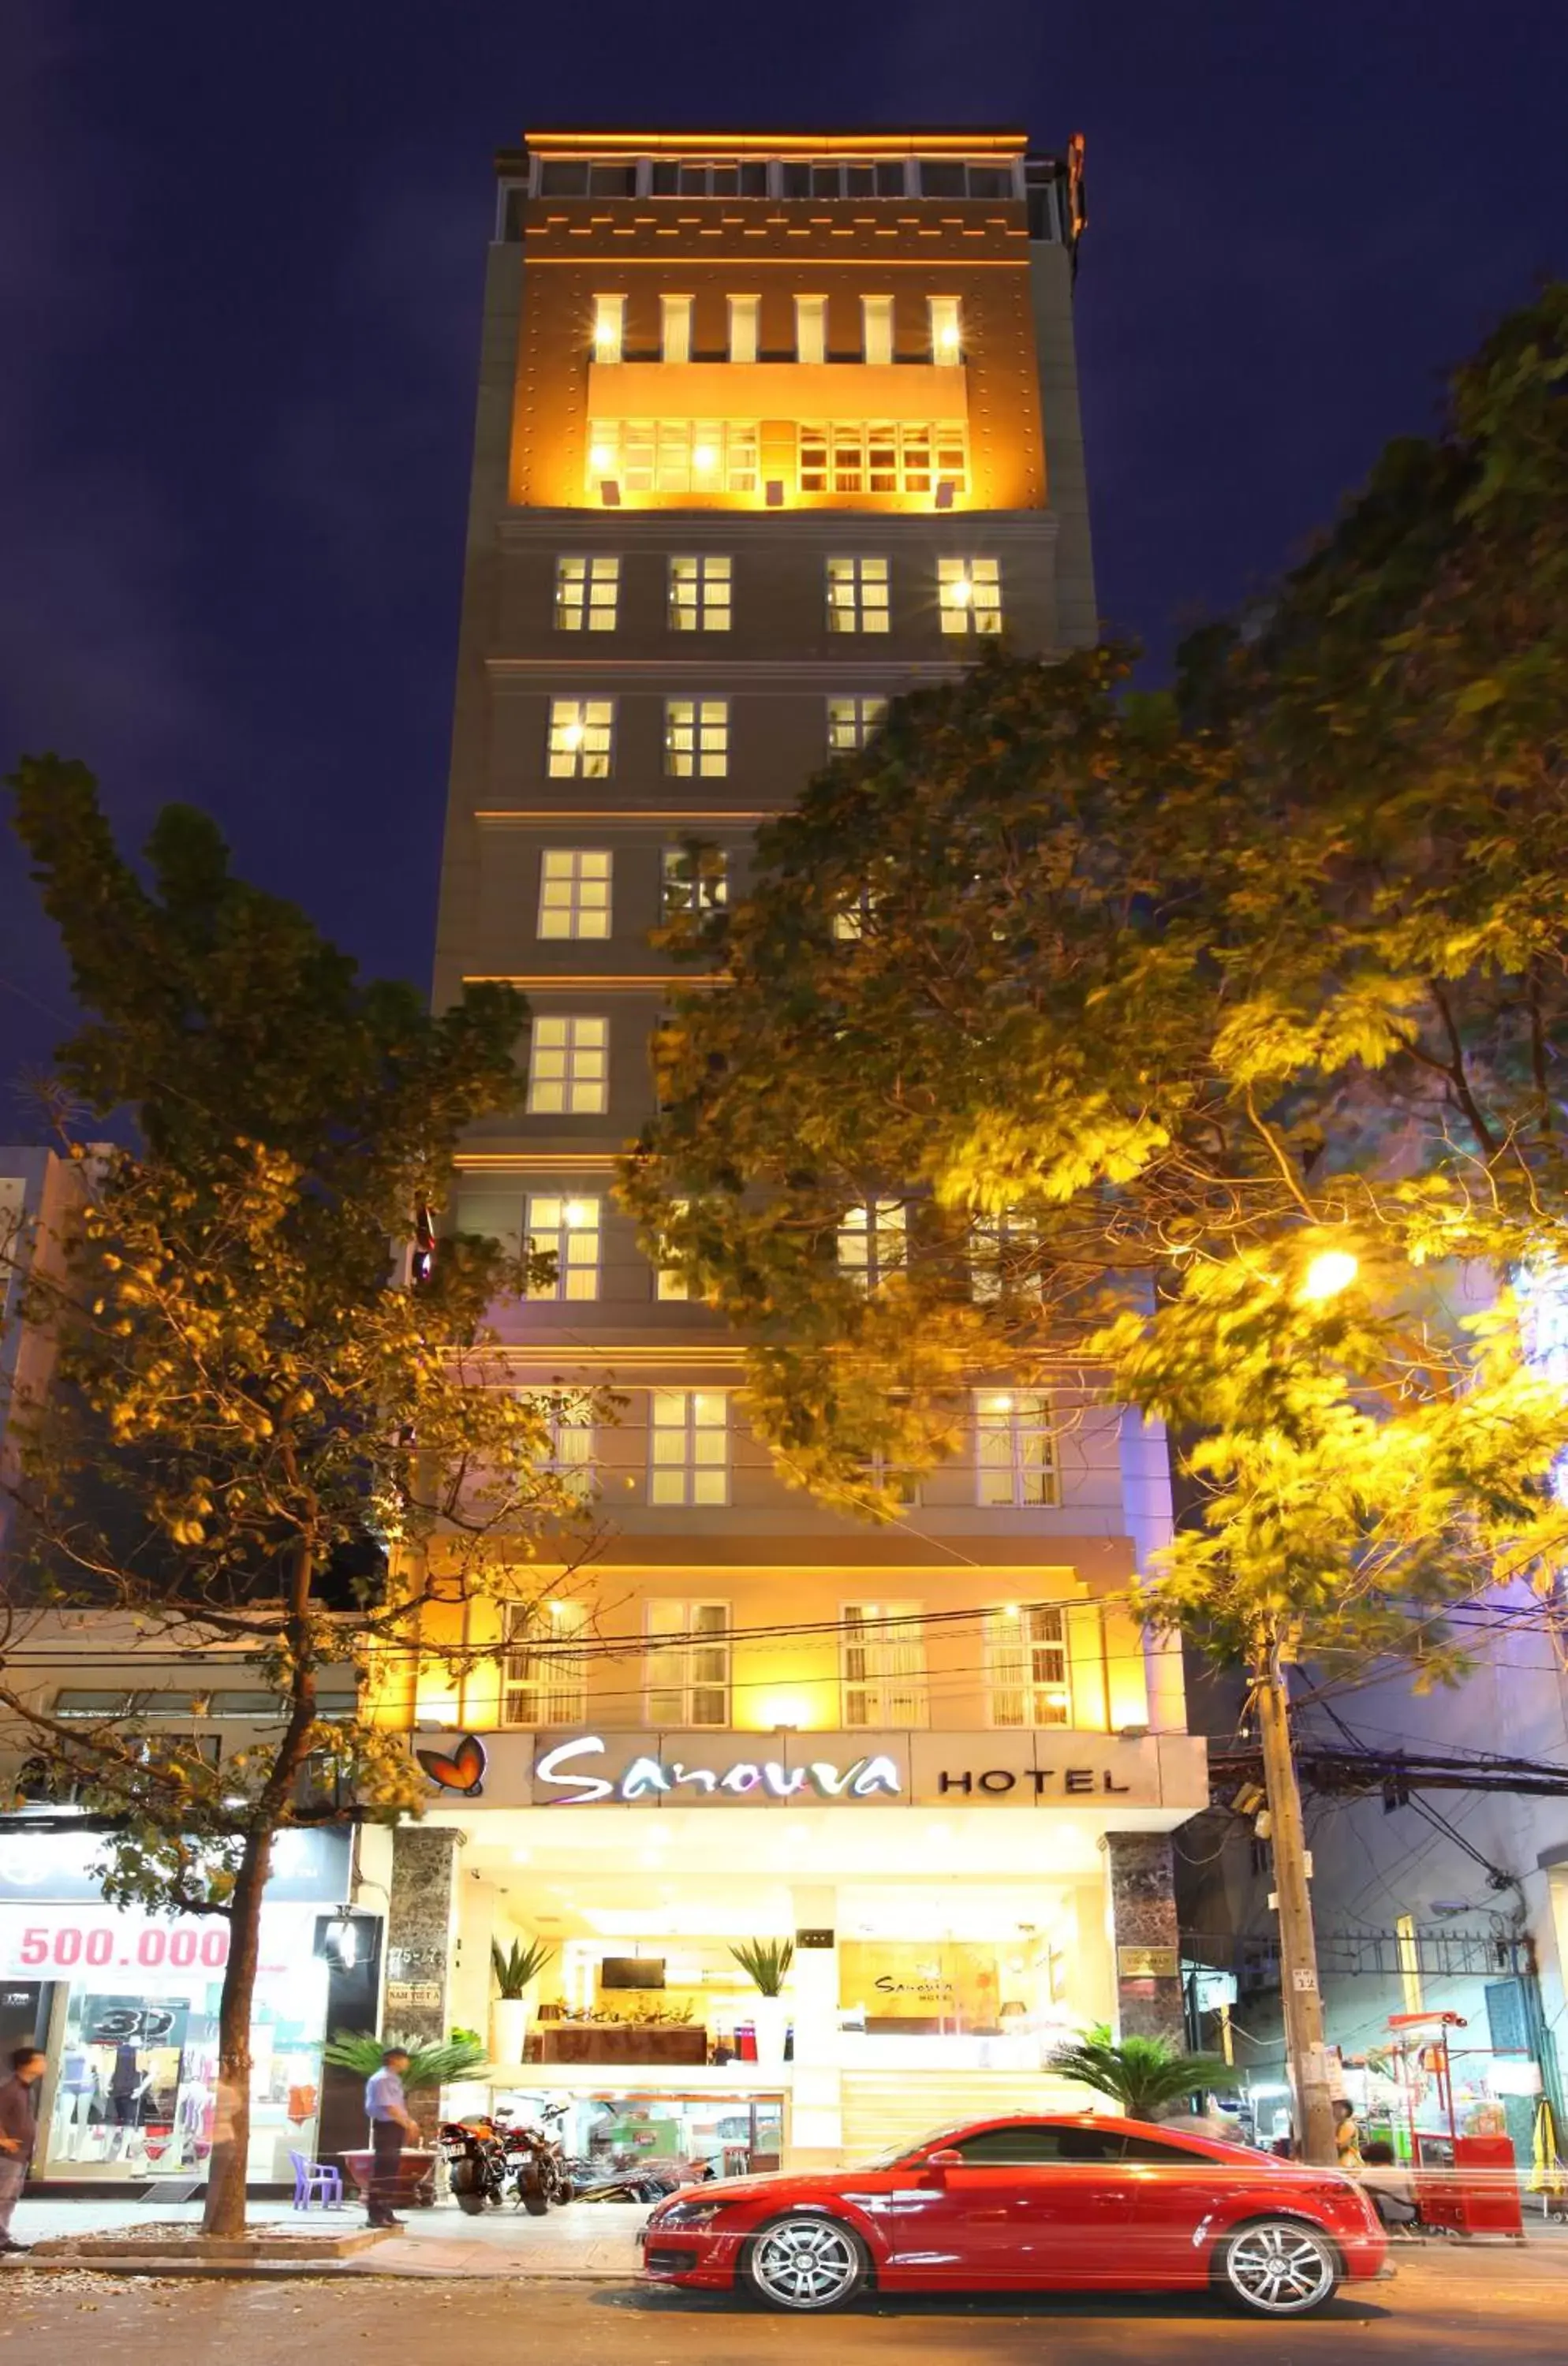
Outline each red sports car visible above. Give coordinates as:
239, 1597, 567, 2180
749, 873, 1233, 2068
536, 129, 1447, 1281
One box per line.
640, 2113, 1387, 2317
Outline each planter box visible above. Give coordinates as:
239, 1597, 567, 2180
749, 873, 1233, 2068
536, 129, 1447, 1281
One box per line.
535, 2026, 707, 2067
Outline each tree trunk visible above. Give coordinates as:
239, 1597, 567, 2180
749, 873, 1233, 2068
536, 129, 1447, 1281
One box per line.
202, 1824, 270, 2235
1253, 1635, 1338, 2167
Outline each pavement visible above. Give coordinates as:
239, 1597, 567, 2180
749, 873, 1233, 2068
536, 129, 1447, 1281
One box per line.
3, 2242, 1568, 2366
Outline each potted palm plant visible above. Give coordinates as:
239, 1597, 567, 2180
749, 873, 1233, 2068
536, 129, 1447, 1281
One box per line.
1046, 2026, 1230, 2121
730, 1938, 794, 2072
491, 1936, 556, 2063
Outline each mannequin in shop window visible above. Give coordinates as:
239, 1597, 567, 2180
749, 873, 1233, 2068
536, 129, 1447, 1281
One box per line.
106, 2043, 154, 2159
51, 2047, 99, 2161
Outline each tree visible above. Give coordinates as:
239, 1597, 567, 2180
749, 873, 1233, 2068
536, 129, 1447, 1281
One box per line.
622, 291, 1568, 2158
0, 761, 600, 2232
1046, 2028, 1230, 2122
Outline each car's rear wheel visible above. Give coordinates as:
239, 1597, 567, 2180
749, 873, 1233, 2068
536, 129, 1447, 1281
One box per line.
745, 2214, 868, 2312
1217, 2218, 1339, 2316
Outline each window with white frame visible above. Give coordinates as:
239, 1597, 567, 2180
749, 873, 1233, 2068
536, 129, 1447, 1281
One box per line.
524, 1194, 603, 1301
501, 1599, 588, 1726
802, 423, 967, 497
928, 295, 963, 363
862, 294, 894, 364
661, 293, 693, 363
589, 421, 757, 496
827, 696, 889, 756
826, 554, 890, 633
833, 889, 878, 942
669, 553, 733, 630
592, 293, 625, 364
969, 1205, 1042, 1302
974, 1389, 1057, 1506
860, 1454, 920, 1509
651, 160, 769, 196
527, 1390, 597, 1500
537, 849, 612, 940
554, 554, 620, 632
986, 1604, 1071, 1726
728, 294, 760, 363
648, 1388, 729, 1506
838, 1198, 906, 1291
645, 1599, 731, 1725
527, 1016, 608, 1115
539, 161, 637, 196
665, 698, 729, 778
662, 845, 729, 917
655, 1196, 691, 1301
916, 159, 1018, 199
795, 293, 827, 364
939, 556, 1002, 635
547, 697, 614, 778
842, 1602, 926, 1726
782, 160, 909, 199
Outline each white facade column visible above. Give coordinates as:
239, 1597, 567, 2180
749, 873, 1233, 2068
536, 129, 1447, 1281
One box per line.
788, 1884, 842, 2166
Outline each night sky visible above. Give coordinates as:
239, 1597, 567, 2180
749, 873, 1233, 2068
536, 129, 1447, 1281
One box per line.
2, 0, 1564, 1121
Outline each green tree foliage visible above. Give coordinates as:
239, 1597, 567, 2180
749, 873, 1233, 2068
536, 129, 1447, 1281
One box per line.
1046, 2028, 1230, 2122
0, 763, 599, 2232
622, 288, 1568, 1686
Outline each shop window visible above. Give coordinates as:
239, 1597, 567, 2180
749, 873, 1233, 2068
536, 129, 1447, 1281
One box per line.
527, 1017, 608, 1115
827, 696, 888, 756
939, 556, 1002, 635
841, 1601, 925, 1726
554, 555, 620, 633
838, 1199, 906, 1292
975, 1389, 1057, 1506
648, 1388, 729, 1506
664, 698, 730, 778
502, 1598, 588, 1726
547, 697, 614, 778
669, 554, 733, 631
524, 1195, 603, 1301
826, 554, 890, 633
537, 849, 613, 940
645, 1599, 731, 1725
986, 1604, 1070, 1726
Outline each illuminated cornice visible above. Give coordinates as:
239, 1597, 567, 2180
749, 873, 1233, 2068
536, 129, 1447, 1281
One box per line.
521, 130, 1029, 159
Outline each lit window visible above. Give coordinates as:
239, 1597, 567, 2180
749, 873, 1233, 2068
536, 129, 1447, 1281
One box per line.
833, 890, 878, 943
826, 555, 890, 633
665, 698, 730, 778
646, 1600, 731, 1725
842, 1603, 925, 1726
526, 1390, 597, 1501
782, 159, 907, 199
862, 295, 894, 365
827, 696, 888, 755
501, 1599, 588, 1727
803, 424, 966, 497
928, 296, 962, 363
537, 849, 612, 942
662, 845, 729, 916
651, 161, 768, 197
547, 697, 614, 778
728, 295, 760, 363
649, 1388, 729, 1506
554, 555, 620, 632
661, 293, 693, 364
525, 1195, 603, 1301
987, 1604, 1070, 1727
795, 294, 827, 364
526, 1017, 608, 1116
939, 556, 1002, 636
655, 1196, 691, 1301
838, 1199, 906, 1291
970, 1205, 1041, 1302
592, 293, 625, 364
588, 423, 756, 497
669, 554, 733, 631
859, 1455, 920, 1510
975, 1389, 1057, 1506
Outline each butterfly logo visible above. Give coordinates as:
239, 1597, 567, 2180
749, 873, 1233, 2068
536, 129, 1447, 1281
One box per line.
415, 1733, 487, 1796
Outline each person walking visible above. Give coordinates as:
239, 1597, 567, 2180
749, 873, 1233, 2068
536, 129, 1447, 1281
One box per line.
364, 2047, 416, 2229
0, 2046, 46, 2255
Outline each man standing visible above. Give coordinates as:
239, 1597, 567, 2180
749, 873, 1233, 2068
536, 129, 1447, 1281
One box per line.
364, 2046, 416, 2229
0, 2046, 45, 2256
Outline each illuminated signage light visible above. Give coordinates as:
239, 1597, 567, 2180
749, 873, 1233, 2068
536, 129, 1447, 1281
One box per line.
534, 1733, 902, 1807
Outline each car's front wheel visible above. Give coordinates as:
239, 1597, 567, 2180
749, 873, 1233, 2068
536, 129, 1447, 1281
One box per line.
1217, 2218, 1339, 2316
745, 2214, 869, 2312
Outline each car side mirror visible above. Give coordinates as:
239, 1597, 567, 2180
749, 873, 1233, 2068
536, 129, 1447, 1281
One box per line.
924, 2148, 965, 2176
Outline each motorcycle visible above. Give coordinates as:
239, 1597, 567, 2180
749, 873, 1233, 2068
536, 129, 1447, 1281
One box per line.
497, 2103, 573, 2214
439, 2116, 509, 2215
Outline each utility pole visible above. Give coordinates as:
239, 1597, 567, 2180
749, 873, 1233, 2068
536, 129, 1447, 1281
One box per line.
1253, 1632, 1338, 2166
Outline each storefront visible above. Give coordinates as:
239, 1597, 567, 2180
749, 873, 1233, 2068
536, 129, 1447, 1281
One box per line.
407, 1723, 1208, 2167
0, 1823, 368, 2186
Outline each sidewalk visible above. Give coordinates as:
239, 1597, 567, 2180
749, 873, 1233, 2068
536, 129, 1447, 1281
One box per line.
2, 2193, 647, 2279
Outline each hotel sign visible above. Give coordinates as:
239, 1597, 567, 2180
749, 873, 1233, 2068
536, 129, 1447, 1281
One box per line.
410, 1728, 1207, 1815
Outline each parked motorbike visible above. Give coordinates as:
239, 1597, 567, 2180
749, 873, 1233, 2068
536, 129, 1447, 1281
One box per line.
439, 2117, 510, 2215
496, 2102, 573, 2214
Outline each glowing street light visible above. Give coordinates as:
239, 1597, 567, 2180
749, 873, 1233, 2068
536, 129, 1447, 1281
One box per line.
1298, 1248, 1359, 1304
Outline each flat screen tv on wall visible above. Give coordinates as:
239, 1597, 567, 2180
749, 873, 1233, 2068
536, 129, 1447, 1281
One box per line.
601, 1957, 666, 1990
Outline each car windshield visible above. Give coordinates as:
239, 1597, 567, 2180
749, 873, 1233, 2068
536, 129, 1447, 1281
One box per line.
861, 2122, 969, 2169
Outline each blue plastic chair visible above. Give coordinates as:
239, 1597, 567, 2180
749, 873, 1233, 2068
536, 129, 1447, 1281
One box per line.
289, 2149, 343, 2210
